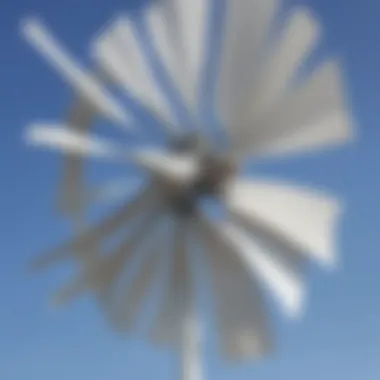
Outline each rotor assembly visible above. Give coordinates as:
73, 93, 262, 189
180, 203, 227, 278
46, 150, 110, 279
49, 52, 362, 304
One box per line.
21, 1, 353, 379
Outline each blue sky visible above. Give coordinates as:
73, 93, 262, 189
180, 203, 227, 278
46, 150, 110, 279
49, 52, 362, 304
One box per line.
0, 0, 380, 379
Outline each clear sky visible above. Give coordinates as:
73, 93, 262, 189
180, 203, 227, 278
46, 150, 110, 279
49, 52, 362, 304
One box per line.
0, 0, 380, 379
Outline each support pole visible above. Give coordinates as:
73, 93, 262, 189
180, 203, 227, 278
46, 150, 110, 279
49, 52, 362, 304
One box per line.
176, 217, 203, 380
180, 303, 203, 380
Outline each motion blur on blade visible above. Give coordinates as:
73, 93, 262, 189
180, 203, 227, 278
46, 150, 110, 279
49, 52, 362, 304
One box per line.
21, 0, 354, 379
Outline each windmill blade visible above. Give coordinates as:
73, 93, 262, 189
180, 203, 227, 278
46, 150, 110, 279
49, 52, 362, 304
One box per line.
52, 205, 162, 306
57, 98, 95, 216
25, 123, 127, 160
223, 178, 341, 268
21, 17, 131, 127
229, 211, 306, 278
247, 7, 321, 121
58, 69, 116, 218
134, 149, 200, 186
107, 216, 169, 332
195, 213, 272, 360
86, 178, 143, 206
144, 1, 188, 112
252, 111, 353, 161
218, 221, 304, 318
145, 0, 210, 118
95, 206, 162, 306
91, 16, 177, 130
29, 182, 161, 270
216, 0, 278, 133
150, 219, 192, 346
234, 59, 353, 161
60, 177, 143, 217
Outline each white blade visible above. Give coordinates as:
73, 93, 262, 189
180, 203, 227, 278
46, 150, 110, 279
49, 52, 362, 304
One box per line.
248, 7, 321, 120
229, 211, 305, 279
254, 111, 353, 160
51, 256, 123, 307
30, 183, 160, 270
95, 208, 163, 310
195, 214, 271, 360
150, 220, 191, 346
145, 0, 209, 117
92, 16, 177, 128
57, 98, 95, 216
224, 178, 341, 268
60, 177, 143, 218
53, 208, 160, 306
216, 0, 278, 133
134, 150, 199, 185
219, 221, 304, 318
54, 214, 157, 305
58, 70, 115, 217
108, 219, 168, 332
235, 59, 353, 160
25, 123, 126, 160
21, 17, 131, 127
145, 1, 188, 111
88, 178, 143, 205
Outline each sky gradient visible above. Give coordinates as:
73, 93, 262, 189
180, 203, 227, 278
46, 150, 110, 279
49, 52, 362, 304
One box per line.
0, 0, 380, 379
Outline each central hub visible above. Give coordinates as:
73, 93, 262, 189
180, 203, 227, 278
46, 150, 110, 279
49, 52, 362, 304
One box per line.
193, 152, 236, 197
166, 134, 236, 216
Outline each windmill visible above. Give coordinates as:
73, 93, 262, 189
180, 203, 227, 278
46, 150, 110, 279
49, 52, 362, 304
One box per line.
21, 0, 354, 379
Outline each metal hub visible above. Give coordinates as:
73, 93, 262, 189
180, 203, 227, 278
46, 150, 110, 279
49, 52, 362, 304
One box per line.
165, 134, 236, 216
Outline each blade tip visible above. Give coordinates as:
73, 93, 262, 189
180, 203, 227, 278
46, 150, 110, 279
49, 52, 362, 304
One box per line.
19, 15, 43, 37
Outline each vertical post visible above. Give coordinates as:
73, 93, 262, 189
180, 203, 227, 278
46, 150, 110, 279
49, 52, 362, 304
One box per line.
180, 305, 203, 380
176, 217, 203, 380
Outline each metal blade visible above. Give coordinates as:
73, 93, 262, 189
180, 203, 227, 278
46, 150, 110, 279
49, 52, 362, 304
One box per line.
218, 221, 304, 318
91, 16, 177, 129
195, 213, 272, 361
224, 178, 341, 268
52, 205, 162, 306
145, 0, 209, 117
107, 216, 169, 332
216, 0, 278, 134
133, 149, 199, 186
59, 177, 143, 219
228, 211, 306, 279
150, 218, 192, 346
234, 59, 353, 160
95, 209, 163, 309
57, 98, 95, 216
21, 17, 131, 126
58, 69, 116, 218
247, 7, 321, 120
30, 182, 161, 270
25, 123, 126, 159
86, 178, 143, 206
145, 1, 188, 113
